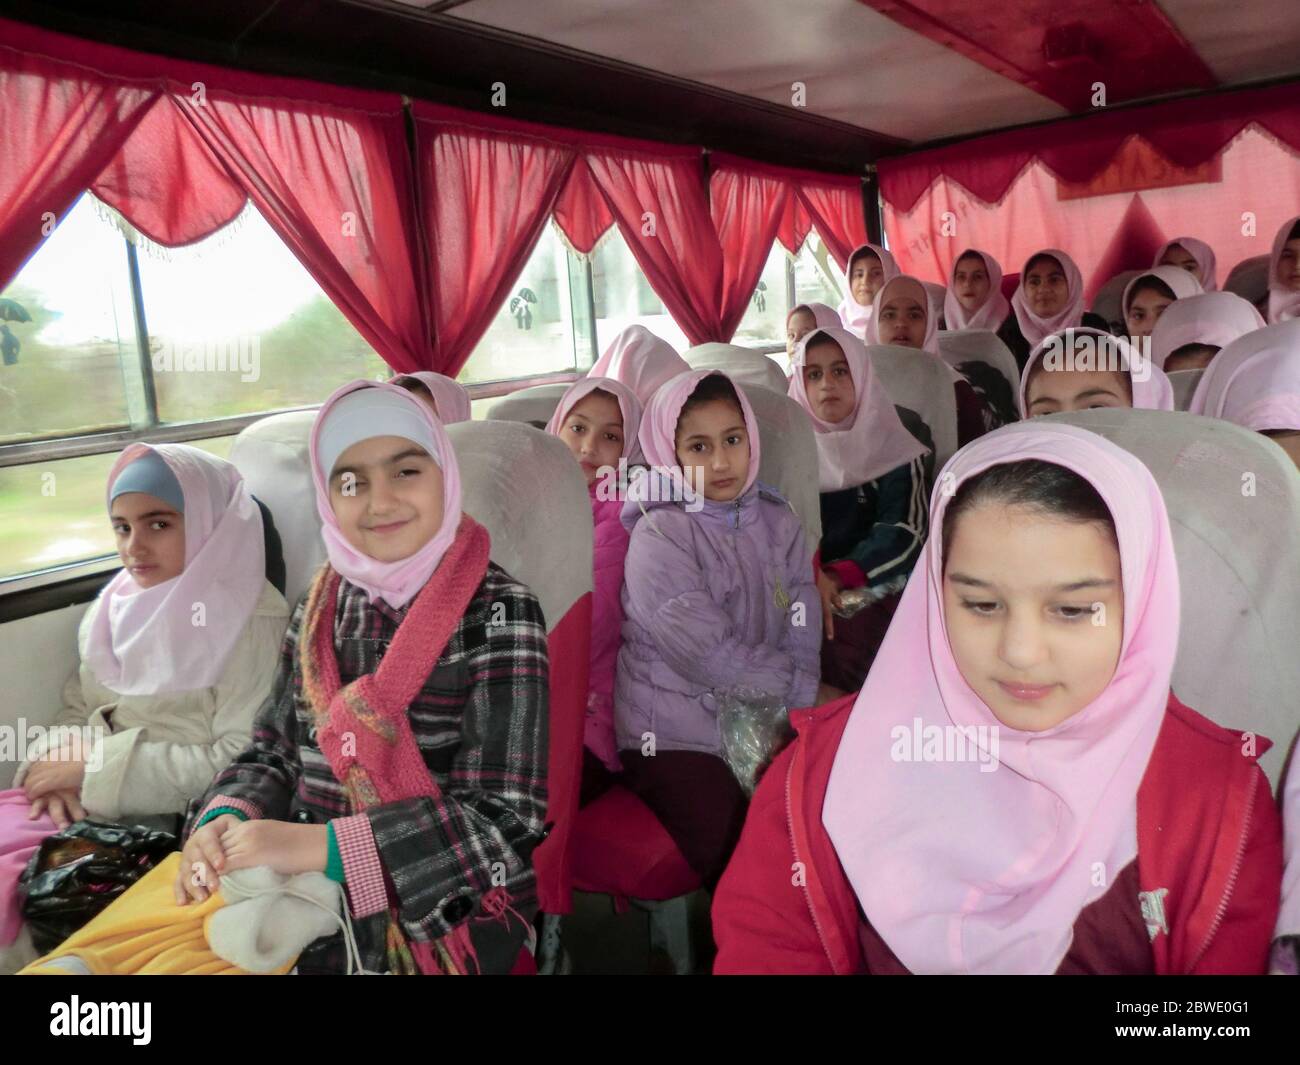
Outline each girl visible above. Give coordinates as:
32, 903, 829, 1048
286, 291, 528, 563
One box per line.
1267, 216, 1300, 324
1021, 327, 1174, 417
1187, 319, 1300, 470
837, 243, 900, 337
615, 370, 820, 887
713, 422, 1282, 974
1154, 236, 1218, 292
1001, 249, 1108, 370
788, 326, 929, 694
1150, 291, 1266, 373
1121, 265, 1202, 339
587, 324, 690, 406
0, 444, 289, 969
175, 380, 549, 975
868, 273, 1012, 436
392, 371, 472, 424
545, 377, 643, 804
785, 302, 840, 360
941, 249, 1010, 333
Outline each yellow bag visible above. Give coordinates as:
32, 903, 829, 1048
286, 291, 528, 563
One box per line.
20, 854, 292, 976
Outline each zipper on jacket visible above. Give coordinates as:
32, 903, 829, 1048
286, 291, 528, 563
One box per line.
784, 748, 839, 972
1188, 768, 1258, 971
732, 497, 742, 530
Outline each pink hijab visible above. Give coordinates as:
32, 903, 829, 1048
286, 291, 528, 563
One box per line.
787, 302, 841, 331
788, 326, 928, 491
309, 380, 463, 610
546, 376, 644, 466
1187, 318, 1300, 431
1019, 327, 1175, 417
1154, 236, 1219, 292
943, 249, 1010, 332
1266, 215, 1300, 325
391, 371, 472, 424
1010, 249, 1088, 348
866, 275, 964, 385
1149, 291, 1265, 370
837, 243, 901, 337
823, 421, 1181, 974
637, 369, 761, 500
84, 444, 267, 695
588, 325, 690, 406
1120, 265, 1203, 319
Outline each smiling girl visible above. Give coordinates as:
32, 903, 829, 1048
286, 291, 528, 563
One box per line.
837, 243, 900, 338
714, 422, 1282, 974
1001, 249, 1108, 369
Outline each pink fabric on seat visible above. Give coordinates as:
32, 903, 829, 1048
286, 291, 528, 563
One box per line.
571, 786, 701, 902
0, 788, 57, 946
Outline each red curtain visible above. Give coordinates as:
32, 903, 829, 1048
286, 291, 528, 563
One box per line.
553, 161, 615, 255
415, 110, 578, 373
777, 193, 812, 257
0, 40, 158, 290
709, 157, 792, 340
797, 180, 869, 270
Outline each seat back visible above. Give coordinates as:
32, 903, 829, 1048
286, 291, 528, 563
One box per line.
683, 343, 788, 393
1224, 254, 1271, 306
1167, 368, 1205, 412
1091, 268, 1145, 332
866, 343, 960, 471
485, 382, 572, 427
1050, 408, 1300, 786
736, 383, 821, 546
937, 328, 1021, 398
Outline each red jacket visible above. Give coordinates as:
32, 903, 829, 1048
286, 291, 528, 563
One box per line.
713, 691, 1282, 975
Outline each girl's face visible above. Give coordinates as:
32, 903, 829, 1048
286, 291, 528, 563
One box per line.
1024, 257, 1069, 316
328, 435, 444, 562
876, 292, 927, 348
850, 254, 885, 305
1263, 430, 1300, 472
559, 390, 625, 485
1163, 343, 1219, 374
675, 399, 751, 503
943, 501, 1124, 731
952, 257, 991, 311
1125, 284, 1175, 338
1278, 238, 1300, 292
1159, 243, 1201, 277
786, 308, 817, 357
111, 492, 186, 588
801, 338, 855, 423
1026, 367, 1133, 416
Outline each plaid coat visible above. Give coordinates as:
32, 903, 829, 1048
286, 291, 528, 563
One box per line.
188, 562, 549, 974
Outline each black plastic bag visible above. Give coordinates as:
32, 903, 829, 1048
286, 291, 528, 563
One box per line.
18, 820, 178, 954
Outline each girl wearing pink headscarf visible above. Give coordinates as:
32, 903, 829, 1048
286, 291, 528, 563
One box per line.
0, 444, 289, 971
941, 249, 1011, 332
546, 377, 643, 803
587, 324, 690, 406
1149, 291, 1266, 373
869, 274, 1013, 435
1020, 327, 1175, 418
392, 371, 472, 424
789, 326, 929, 693
178, 380, 548, 974
837, 243, 900, 337
1001, 249, 1109, 370
714, 421, 1281, 974
785, 302, 840, 360
615, 370, 820, 887
1266, 216, 1300, 324
1188, 319, 1300, 471
1121, 265, 1203, 339
1154, 236, 1219, 292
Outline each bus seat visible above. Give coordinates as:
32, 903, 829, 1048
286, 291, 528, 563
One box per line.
1090, 268, 1144, 332
866, 343, 960, 472
486, 382, 571, 426
737, 382, 822, 547
229, 410, 323, 608
1167, 368, 1205, 411
937, 328, 1020, 399
683, 342, 788, 393
1049, 408, 1300, 787
1224, 254, 1271, 306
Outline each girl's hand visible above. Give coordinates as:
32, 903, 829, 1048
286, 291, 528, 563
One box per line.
28, 789, 86, 829
175, 814, 240, 905
23, 750, 86, 800
816, 568, 842, 641
218, 820, 330, 878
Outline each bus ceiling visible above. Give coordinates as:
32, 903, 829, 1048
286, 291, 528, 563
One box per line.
5, 0, 1300, 170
